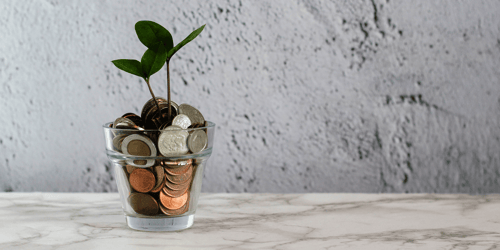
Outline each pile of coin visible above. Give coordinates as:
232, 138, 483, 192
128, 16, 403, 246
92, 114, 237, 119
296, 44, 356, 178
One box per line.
110, 97, 208, 216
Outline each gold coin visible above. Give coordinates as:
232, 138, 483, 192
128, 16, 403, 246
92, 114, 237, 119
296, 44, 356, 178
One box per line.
121, 134, 157, 167
128, 193, 158, 216
179, 104, 205, 127
171, 114, 191, 129
187, 130, 208, 153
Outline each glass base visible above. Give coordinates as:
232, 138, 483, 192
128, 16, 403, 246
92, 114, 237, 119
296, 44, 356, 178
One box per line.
126, 214, 194, 231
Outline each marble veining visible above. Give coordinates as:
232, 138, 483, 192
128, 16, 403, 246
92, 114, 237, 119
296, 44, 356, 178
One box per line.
0, 193, 499, 249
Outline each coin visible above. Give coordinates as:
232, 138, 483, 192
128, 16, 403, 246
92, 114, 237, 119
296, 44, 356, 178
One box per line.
128, 193, 158, 216
159, 197, 189, 216
171, 114, 191, 129
157, 126, 189, 156
165, 164, 193, 184
113, 117, 137, 129
129, 168, 156, 193
159, 190, 188, 210
142, 98, 179, 126
150, 175, 166, 193
144, 104, 179, 130
187, 130, 208, 153
141, 97, 167, 119
152, 101, 179, 120
125, 165, 137, 174
160, 124, 183, 131
165, 177, 192, 191
122, 113, 144, 128
161, 158, 192, 167
151, 165, 165, 191
179, 104, 205, 127
162, 183, 190, 197
121, 134, 157, 167
164, 161, 192, 175
112, 134, 127, 152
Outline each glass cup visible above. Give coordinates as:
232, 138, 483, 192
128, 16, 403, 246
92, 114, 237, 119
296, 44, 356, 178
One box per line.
103, 121, 215, 231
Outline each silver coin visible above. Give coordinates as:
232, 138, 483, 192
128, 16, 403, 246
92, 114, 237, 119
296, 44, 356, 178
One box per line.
179, 104, 205, 127
172, 114, 192, 129
187, 130, 208, 153
158, 127, 189, 156
112, 134, 128, 152
121, 134, 157, 167
113, 117, 136, 129
162, 125, 183, 131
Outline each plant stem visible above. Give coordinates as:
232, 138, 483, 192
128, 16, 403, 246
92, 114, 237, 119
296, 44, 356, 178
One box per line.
145, 78, 162, 120
167, 61, 171, 119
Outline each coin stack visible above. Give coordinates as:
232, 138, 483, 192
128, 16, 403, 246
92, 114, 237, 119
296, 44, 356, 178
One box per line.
111, 97, 208, 216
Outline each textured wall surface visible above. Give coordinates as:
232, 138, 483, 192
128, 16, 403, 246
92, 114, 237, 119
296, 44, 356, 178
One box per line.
1, 0, 499, 193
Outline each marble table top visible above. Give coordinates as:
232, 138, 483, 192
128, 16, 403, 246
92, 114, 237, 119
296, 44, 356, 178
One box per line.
0, 193, 499, 249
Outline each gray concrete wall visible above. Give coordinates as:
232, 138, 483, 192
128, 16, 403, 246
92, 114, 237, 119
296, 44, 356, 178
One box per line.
1, 0, 499, 193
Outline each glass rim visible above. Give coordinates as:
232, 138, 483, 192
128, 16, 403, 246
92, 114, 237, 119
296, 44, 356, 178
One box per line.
103, 120, 215, 132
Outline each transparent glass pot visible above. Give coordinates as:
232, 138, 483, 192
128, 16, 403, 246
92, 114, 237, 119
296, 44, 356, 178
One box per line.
103, 121, 215, 231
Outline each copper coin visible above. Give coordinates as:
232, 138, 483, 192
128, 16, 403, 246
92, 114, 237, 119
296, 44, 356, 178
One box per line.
162, 183, 190, 198
129, 168, 156, 193
164, 163, 191, 176
151, 165, 165, 191
165, 164, 193, 184
145, 101, 179, 127
122, 113, 144, 128
125, 165, 137, 174
159, 198, 189, 216
145, 101, 179, 121
159, 190, 188, 210
164, 177, 191, 190
150, 175, 166, 193
141, 97, 167, 119
161, 158, 193, 168
128, 193, 158, 216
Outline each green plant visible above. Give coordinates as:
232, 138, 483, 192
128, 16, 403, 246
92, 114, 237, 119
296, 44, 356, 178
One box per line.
112, 20, 205, 124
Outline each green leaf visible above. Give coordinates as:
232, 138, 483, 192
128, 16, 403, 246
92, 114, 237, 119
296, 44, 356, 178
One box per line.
135, 21, 173, 52
111, 59, 145, 78
141, 43, 167, 77
167, 24, 205, 60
